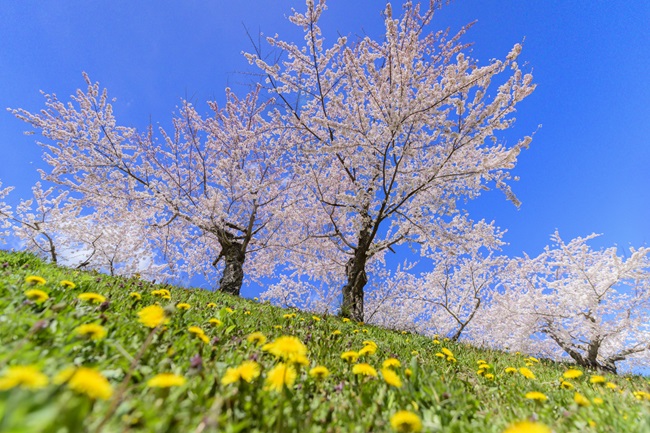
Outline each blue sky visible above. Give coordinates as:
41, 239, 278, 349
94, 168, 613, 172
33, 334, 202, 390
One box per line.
1, 0, 649, 272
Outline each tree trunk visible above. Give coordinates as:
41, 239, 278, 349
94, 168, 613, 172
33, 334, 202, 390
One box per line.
215, 230, 245, 297
341, 241, 370, 322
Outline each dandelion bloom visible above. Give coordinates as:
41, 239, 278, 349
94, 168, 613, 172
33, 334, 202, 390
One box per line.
129, 292, 142, 300
247, 332, 267, 346
589, 375, 606, 384
504, 367, 517, 374
574, 392, 591, 407
432, 339, 441, 345
78, 292, 106, 304
359, 345, 377, 356
435, 353, 445, 359
479, 363, 491, 370
441, 348, 454, 358
593, 397, 604, 405
62, 367, 113, 400
560, 381, 574, 390
331, 330, 342, 336
605, 382, 617, 390
563, 369, 583, 379
188, 326, 205, 336
262, 336, 307, 362
309, 366, 330, 380
312, 315, 321, 322
485, 373, 495, 380
525, 391, 548, 402
381, 368, 402, 387
147, 373, 186, 388
390, 410, 422, 433
283, 313, 296, 319
404, 368, 413, 378
208, 318, 223, 327
352, 363, 377, 378
502, 421, 551, 433
265, 363, 297, 392
225, 307, 234, 314
137, 305, 169, 328
207, 302, 217, 308
75, 323, 107, 341
526, 356, 540, 364
0, 365, 48, 390
24, 289, 49, 304
25, 275, 46, 285
342, 318, 351, 323
383, 358, 401, 369
363, 340, 378, 348
59, 280, 76, 289
519, 368, 535, 380
341, 351, 360, 363
176, 303, 190, 310
221, 361, 261, 385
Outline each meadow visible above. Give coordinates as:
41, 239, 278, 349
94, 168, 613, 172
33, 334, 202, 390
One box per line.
0, 250, 649, 433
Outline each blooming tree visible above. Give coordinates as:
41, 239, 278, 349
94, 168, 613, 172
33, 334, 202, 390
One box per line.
484, 232, 650, 373
11, 81, 294, 295
0, 181, 14, 242
248, 0, 535, 320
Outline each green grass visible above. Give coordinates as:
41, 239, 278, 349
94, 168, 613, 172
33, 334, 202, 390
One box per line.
0, 250, 649, 433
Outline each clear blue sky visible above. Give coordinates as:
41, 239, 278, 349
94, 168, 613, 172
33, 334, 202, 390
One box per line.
1, 0, 649, 271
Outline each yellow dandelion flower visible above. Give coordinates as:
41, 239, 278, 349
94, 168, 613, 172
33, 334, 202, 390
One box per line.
519, 367, 536, 380
75, 323, 107, 341
477, 369, 485, 376
390, 410, 422, 433
221, 361, 261, 386
247, 332, 267, 346
24, 289, 49, 303
560, 381, 574, 390
441, 348, 454, 358
342, 318, 350, 323
147, 373, 186, 388
59, 280, 76, 289
273, 325, 282, 329
477, 360, 487, 365
162, 295, 171, 300
352, 363, 377, 378
208, 318, 223, 327
593, 397, 604, 405
188, 326, 205, 336
525, 391, 548, 402
563, 369, 583, 379
341, 351, 359, 363
359, 345, 377, 356
312, 315, 321, 322
574, 392, 591, 407
225, 307, 234, 314
503, 421, 551, 433
331, 330, 342, 336
292, 354, 309, 366
446, 357, 457, 363
479, 363, 491, 370
633, 391, 650, 401
383, 358, 401, 369
505, 367, 517, 374
432, 339, 441, 344
207, 302, 217, 308
78, 292, 106, 304
137, 305, 169, 328
176, 302, 190, 310
151, 289, 171, 298
65, 367, 113, 400
605, 382, 617, 390
590, 375, 606, 384
526, 356, 540, 363
363, 340, 378, 348
485, 373, 495, 380
381, 368, 402, 387
283, 313, 296, 319
25, 275, 46, 285
309, 366, 330, 380
265, 363, 297, 392
405, 368, 412, 378
129, 292, 142, 300
0, 365, 48, 390
262, 336, 307, 362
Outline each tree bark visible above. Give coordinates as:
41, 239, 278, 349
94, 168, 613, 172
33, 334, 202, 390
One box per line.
341, 230, 372, 322
214, 230, 245, 297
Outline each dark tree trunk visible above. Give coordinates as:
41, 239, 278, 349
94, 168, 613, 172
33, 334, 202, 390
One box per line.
214, 230, 246, 297
341, 229, 372, 322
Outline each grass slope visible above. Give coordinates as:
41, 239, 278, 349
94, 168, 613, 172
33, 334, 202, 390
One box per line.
0, 250, 649, 433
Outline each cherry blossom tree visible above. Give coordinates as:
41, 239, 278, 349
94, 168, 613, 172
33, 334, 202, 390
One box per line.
11, 81, 294, 295
483, 232, 650, 373
248, 0, 536, 320
0, 181, 14, 242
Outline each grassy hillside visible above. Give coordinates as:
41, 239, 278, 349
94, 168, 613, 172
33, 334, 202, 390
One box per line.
0, 250, 649, 433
